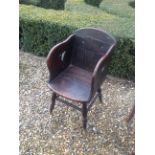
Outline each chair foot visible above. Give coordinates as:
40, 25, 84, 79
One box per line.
50, 93, 56, 114
97, 88, 103, 103
82, 103, 87, 129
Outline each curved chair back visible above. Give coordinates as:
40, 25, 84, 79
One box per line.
71, 28, 116, 72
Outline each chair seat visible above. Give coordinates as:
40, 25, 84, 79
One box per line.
48, 65, 92, 102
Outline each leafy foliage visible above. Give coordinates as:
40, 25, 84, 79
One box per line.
19, 1, 135, 79
39, 0, 66, 9
100, 0, 134, 18
19, 0, 66, 10
84, 0, 102, 7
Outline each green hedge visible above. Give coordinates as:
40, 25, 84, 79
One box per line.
99, 0, 135, 18
20, 20, 75, 56
65, 0, 104, 14
39, 0, 66, 9
19, 4, 135, 79
109, 38, 135, 79
129, 1, 135, 8
20, 0, 66, 10
20, 0, 40, 6
84, 0, 102, 7
65, 0, 134, 38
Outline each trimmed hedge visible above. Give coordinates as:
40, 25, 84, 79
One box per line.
20, 21, 75, 56
65, 0, 104, 14
84, 0, 102, 7
20, 0, 40, 6
20, 0, 66, 10
39, 0, 66, 9
99, 0, 135, 18
19, 4, 135, 79
129, 1, 135, 8
109, 39, 135, 79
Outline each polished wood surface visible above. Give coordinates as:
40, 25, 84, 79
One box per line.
47, 28, 116, 102
47, 28, 116, 128
48, 65, 92, 102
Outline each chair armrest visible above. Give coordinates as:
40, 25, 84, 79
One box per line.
91, 44, 116, 96
47, 34, 74, 82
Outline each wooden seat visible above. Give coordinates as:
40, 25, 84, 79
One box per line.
48, 65, 92, 102
47, 28, 116, 129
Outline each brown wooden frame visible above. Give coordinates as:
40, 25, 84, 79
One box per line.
47, 28, 116, 129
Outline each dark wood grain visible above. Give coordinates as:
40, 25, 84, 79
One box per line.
48, 65, 92, 102
47, 34, 74, 81
50, 93, 57, 114
47, 28, 116, 129
82, 103, 87, 129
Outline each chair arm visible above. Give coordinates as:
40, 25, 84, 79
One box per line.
91, 44, 116, 96
47, 34, 74, 81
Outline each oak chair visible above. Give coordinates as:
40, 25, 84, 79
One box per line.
47, 28, 116, 129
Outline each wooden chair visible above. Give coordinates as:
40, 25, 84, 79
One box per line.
47, 28, 116, 129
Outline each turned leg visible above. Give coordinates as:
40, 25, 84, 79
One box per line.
97, 88, 103, 103
50, 93, 57, 114
82, 103, 87, 129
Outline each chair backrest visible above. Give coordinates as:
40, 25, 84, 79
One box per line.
71, 28, 116, 72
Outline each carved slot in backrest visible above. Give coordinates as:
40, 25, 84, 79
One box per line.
71, 35, 111, 72
60, 51, 66, 61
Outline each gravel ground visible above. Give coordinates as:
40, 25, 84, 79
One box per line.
19, 51, 135, 155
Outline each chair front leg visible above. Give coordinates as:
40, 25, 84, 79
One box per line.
50, 93, 57, 114
97, 88, 103, 103
82, 103, 87, 129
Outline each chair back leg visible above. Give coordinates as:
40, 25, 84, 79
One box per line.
50, 93, 56, 114
49, 92, 100, 129
82, 103, 88, 129
97, 88, 103, 103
